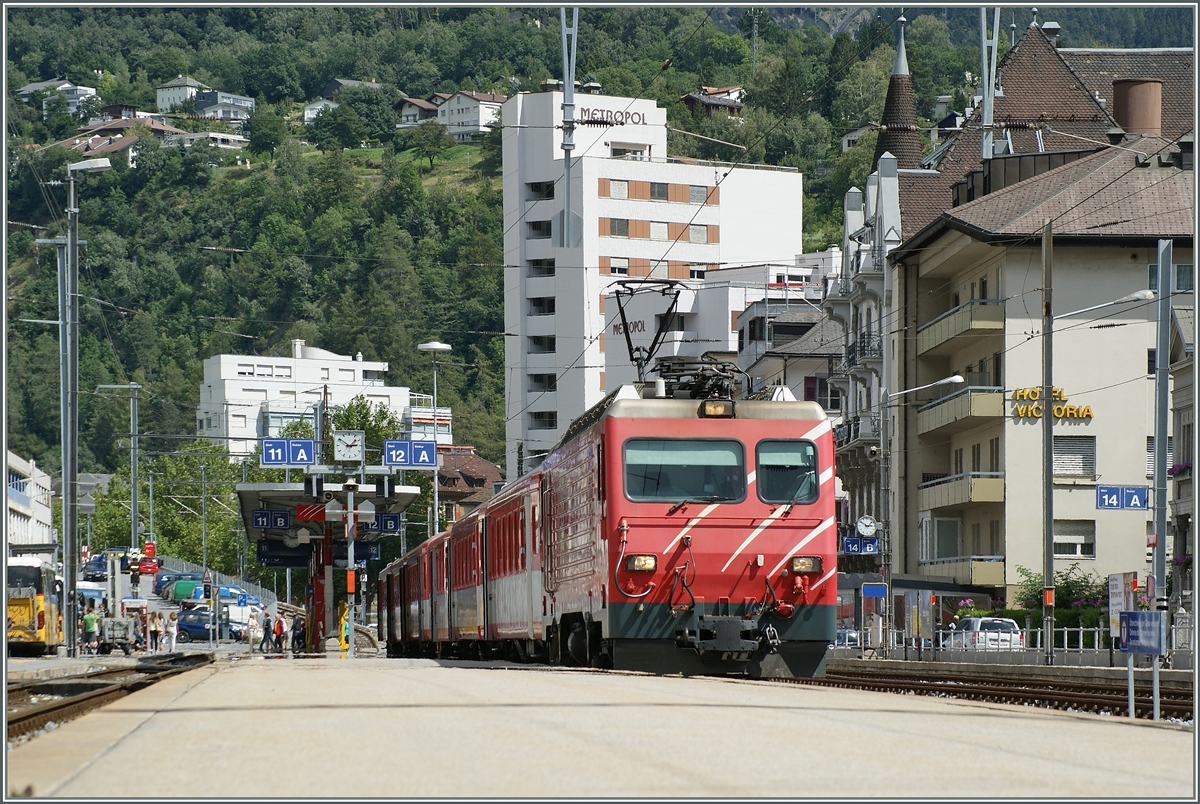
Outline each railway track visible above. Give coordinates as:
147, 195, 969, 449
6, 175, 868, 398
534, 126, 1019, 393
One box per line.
777, 666, 1194, 721
6, 654, 212, 742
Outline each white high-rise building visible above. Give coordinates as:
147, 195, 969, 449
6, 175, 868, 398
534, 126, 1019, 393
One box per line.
502, 90, 805, 476
196, 340, 451, 457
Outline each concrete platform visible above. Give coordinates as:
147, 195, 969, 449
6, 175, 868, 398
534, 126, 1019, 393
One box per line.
6, 656, 1194, 798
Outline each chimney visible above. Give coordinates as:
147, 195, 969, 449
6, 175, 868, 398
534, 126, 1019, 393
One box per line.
291, 338, 305, 359
1112, 78, 1162, 137
1040, 21, 1061, 46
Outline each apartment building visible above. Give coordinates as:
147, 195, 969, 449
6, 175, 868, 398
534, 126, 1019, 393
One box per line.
155, 75, 210, 112
6, 451, 55, 560
888, 135, 1193, 605
196, 339, 451, 457
439, 91, 504, 143
502, 90, 804, 476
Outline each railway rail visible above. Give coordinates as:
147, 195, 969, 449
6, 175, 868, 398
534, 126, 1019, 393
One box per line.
778, 666, 1194, 721
6, 654, 212, 741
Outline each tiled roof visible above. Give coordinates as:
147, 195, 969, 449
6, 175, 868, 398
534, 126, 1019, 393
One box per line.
52, 133, 139, 156
400, 97, 439, 111
769, 315, 845, 358
16, 78, 73, 96
897, 170, 957, 240
459, 91, 506, 104
874, 23, 921, 171
156, 75, 209, 90
686, 94, 743, 108
894, 136, 1193, 259
78, 117, 186, 136
1058, 48, 1194, 140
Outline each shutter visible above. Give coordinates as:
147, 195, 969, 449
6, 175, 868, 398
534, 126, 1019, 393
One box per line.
804, 377, 819, 402
1053, 436, 1095, 475
1146, 436, 1174, 475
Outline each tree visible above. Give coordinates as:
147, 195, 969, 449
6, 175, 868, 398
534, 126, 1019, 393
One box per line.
246, 110, 288, 159
336, 85, 401, 142
310, 104, 367, 152
75, 94, 104, 124
471, 123, 502, 177
408, 120, 454, 170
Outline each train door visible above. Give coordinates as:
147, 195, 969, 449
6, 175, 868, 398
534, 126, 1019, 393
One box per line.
540, 476, 555, 599
480, 517, 492, 639
524, 494, 538, 639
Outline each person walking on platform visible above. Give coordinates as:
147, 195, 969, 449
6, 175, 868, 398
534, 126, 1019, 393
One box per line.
259, 610, 274, 653
273, 612, 286, 653
291, 614, 305, 654
148, 612, 160, 653
164, 611, 178, 652
82, 606, 98, 655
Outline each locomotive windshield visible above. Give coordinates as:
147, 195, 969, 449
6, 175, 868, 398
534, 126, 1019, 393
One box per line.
756, 440, 819, 504
624, 439, 745, 502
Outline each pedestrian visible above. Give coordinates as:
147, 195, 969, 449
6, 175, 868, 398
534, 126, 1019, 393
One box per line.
291, 613, 305, 653
273, 611, 286, 653
148, 612, 160, 652
258, 610, 274, 653
82, 606, 99, 655
164, 611, 178, 652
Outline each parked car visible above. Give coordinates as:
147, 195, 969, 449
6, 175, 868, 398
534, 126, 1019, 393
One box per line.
82, 555, 108, 582
216, 585, 262, 607
155, 571, 200, 598
137, 557, 160, 575
830, 628, 861, 648
942, 617, 1025, 651
175, 609, 214, 643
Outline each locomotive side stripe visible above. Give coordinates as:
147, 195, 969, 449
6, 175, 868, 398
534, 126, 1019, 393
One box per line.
810, 566, 837, 591
662, 503, 721, 554
820, 466, 833, 485
768, 517, 835, 576
720, 505, 789, 572
800, 420, 832, 441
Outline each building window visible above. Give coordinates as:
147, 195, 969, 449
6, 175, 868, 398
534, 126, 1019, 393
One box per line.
980, 274, 988, 299
971, 522, 982, 555
1053, 519, 1096, 558
321, 368, 330, 380
689, 185, 707, 204
1149, 349, 1157, 375
609, 257, 629, 275
971, 443, 982, 472
1146, 436, 1174, 476
528, 297, 556, 316
528, 220, 552, 239
611, 145, 646, 160
650, 182, 668, 201
992, 352, 1003, 387
656, 313, 686, 332
237, 363, 253, 376
988, 437, 1000, 472
609, 218, 629, 238
920, 517, 962, 561
688, 224, 707, 244
529, 411, 558, 430
953, 447, 964, 475
338, 368, 355, 382
650, 221, 668, 240
803, 377, 841, 412
275, 366, 291, 379
232, 414, 246, 429
205, 417, 212, 429
989, 520, 1001, 555
748, 317, 766, 341
528, 259, 556, 277
527, 182, 554, 200
1053, 435, 1096, 476
610, 180, 628, 199
529, 373, 557, 392
256, 364, 273, 377
689, 265, 706, 280
1148, 263, 1194, 292
528, 336, 556, 354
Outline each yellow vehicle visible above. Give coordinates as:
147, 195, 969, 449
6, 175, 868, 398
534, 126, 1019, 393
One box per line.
7, 556, 63, 655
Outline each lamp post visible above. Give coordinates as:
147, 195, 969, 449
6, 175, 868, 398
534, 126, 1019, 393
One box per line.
879, 373, 964, 657
418, 342, 452, 536
1042, 280, 1155, 666
60, 157, 110, 658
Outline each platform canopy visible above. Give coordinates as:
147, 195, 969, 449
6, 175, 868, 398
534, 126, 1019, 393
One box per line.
235, 481, 421, 544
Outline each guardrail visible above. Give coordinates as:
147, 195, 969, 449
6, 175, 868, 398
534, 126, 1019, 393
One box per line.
156, 556, 278, 609
830, 621, 1194, 669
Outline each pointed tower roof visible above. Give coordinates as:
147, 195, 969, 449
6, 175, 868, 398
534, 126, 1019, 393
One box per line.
872, 16, 922, 171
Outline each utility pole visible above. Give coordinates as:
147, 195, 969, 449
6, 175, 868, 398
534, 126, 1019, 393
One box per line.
97, 383, 141, 551
980, 8, 1000, 160
1153, 242, 1171, 609
560, 7, 578, 250
1041, 218, 1055, 665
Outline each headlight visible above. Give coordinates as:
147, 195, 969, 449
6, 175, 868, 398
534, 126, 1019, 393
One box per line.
625, 554, 657, 572
700, 399, 734, 418
790, 556, 822, 574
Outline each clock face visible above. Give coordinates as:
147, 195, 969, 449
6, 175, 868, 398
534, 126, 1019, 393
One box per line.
333, 430, 365, 462
856, 516, 878, 537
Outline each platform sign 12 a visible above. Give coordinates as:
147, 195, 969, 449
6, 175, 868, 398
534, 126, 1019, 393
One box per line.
383, 440, 437, 468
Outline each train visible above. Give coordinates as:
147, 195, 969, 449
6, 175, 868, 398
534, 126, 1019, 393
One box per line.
377, 366, 837, 678
7, 555, 64, 655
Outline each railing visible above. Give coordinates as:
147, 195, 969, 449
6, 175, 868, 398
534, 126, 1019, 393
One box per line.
847, 333, 882, 366
157, 556, 278, 609
917, 470, 1004, 490
835, 413, 879, 448
917, 298, 1005, 334
829, 621, 1195, 669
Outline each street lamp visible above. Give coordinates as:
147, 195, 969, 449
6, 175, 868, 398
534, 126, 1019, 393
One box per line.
1043, 280, 1155, 666
418, 342, 452, 536
879, 373, 964, 657
60, 157, 111, 658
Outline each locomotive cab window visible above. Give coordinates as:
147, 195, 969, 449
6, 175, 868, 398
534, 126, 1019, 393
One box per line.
624, 439, 745, 502
757, 440, 819, 504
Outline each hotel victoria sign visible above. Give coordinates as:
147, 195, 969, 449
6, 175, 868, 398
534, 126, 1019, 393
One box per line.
1011, 387, 1094, 420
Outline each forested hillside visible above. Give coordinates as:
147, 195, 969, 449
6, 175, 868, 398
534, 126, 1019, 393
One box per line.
7, 6, 1194, 480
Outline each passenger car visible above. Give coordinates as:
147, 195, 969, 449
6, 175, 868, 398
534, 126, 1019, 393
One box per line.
137, 557, 160, 575
942, 617, 1025, 650
82, 556, 108, 582
175, 610, 214, 642
155, 572, 200, 598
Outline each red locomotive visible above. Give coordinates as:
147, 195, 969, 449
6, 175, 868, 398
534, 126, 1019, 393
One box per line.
378, 366, 837, 677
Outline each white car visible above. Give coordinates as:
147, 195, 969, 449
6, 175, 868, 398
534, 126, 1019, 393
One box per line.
944, 617, 1025, 651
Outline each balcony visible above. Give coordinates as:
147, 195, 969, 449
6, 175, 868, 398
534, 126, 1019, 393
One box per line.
919, 555, 1006, 586
835, 413, 879, 450
846, 333, 882, 368
917, 472, 1005, 511
916, 386, 1004, 435
822, 276, 852, 327
917, 299, 1004, 356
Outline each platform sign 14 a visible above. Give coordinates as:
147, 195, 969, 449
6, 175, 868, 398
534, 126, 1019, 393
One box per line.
1097, 485, 1148, 510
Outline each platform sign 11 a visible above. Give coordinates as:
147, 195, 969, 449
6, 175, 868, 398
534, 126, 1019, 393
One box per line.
261, 438, 316, 468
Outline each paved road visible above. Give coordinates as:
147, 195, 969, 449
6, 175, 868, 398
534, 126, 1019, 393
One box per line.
7, 657, 1194, 798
